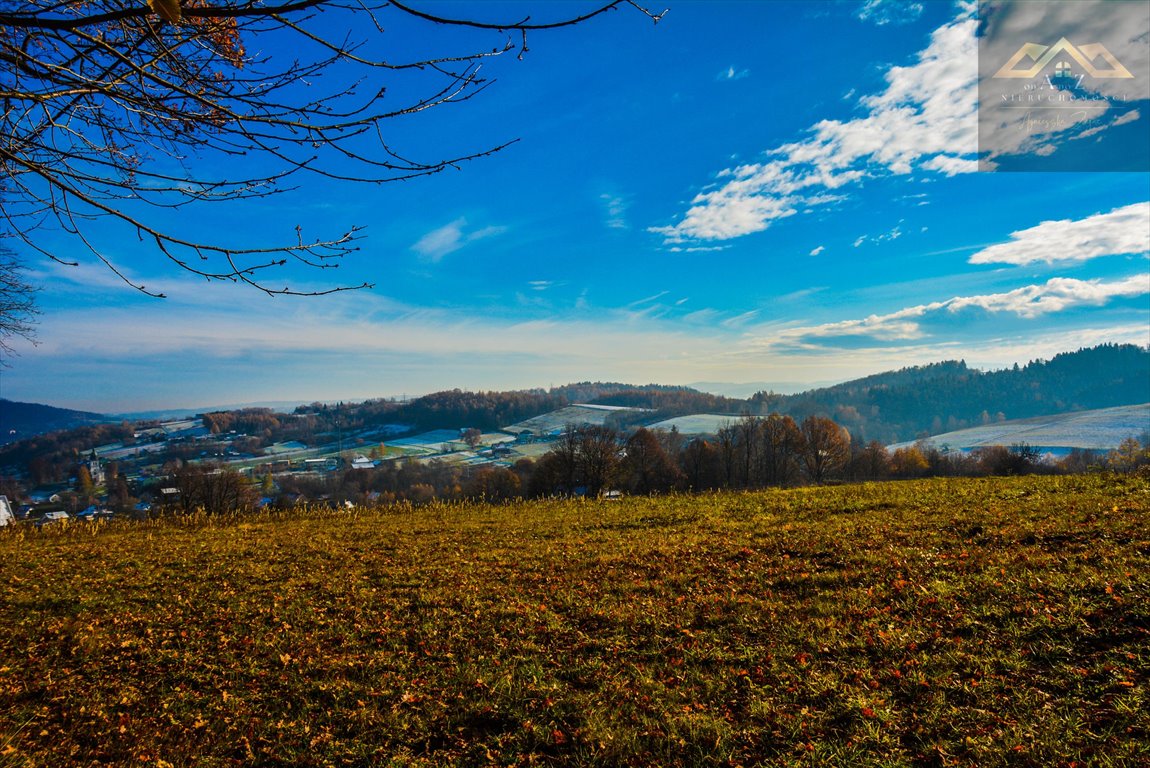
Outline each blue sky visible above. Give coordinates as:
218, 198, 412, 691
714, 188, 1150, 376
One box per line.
3, 0, 1149, 412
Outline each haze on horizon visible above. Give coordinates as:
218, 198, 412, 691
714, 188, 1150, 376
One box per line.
3, 0, 1148, 413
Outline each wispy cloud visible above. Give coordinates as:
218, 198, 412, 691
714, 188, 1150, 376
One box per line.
856, 0, 924, 26
667, 245, 729, 253
968, 202, 1150, 266
878, 224, 904, 244
411, 218, 507, 262
627, 290, 670, 309
722, 310, 761, 329
29, 260, 205, 302
717, 65, 750, 81
600, 193, 630, 229
651, 7, 977, 244
682, 308, 722, 325
853, 221, 905, 248
809, 245, 825, 257
1074, 110, 1143, 141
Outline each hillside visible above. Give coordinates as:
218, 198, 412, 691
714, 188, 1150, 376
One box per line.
505, 403, 649, 436
1, 476, 1146, 766
764, 344, 1150, 443
2, 344, 1147, 481
0, 398, 109, 445
892, 403, 1150, 454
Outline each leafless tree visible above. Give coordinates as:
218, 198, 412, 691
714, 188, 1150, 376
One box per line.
549, 424, 582, 495
620, 426, 680, 494
757, 413, 803, 487
461, 427, 483, 450
0, 245, 38, 359
0, 1, 662, 296
577, 424, 620, 497
799, 415, 850, 485
679, 437, 720, 491
171, 462, 255, 514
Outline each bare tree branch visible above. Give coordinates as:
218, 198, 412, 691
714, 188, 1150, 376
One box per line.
0, 1, 659, 296
0, 245, 39, 360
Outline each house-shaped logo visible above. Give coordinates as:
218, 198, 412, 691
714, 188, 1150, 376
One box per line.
994, 37, 1134, 79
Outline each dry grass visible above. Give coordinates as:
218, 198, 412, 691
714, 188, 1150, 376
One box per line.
1, 474, 1147, 766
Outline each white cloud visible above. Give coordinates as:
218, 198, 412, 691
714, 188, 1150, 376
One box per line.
809, 245, 825, 256
920, 154, 979, 175
1112, 110, 1142, 128
857, 0, 924, 26
411, 218, 506, 262
772, 274, 1150, 345
411, 218, 465, 261
652, 8, 978, 243
968, 202, 1150, 266
945, 275, 1149, 319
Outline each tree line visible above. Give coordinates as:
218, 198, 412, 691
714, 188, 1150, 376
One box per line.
146, 417, 1149, 515
14, 413, 1147, 519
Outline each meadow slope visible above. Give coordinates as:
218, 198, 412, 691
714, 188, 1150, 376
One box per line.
1, 475, 1147, 767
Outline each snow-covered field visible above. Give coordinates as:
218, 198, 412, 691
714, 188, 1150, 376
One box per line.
647, 414, 739, 436
386, 429, 467, 454
890, 403, 1150, 453
386, 430, 514, 455
504, 405, 647, 436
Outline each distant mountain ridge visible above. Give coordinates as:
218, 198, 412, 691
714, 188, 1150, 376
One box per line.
115, 401, 312, 422
0, 399, 110, 445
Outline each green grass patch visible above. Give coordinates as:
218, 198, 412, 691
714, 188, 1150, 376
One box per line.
1, 475, 1147, 766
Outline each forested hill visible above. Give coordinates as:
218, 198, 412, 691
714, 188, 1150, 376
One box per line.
761, 344, 1150, 444
0, 399, 109, 445
2, 344, 1145, 455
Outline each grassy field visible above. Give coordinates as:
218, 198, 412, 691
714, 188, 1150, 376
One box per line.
1, 475, 1147, 767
